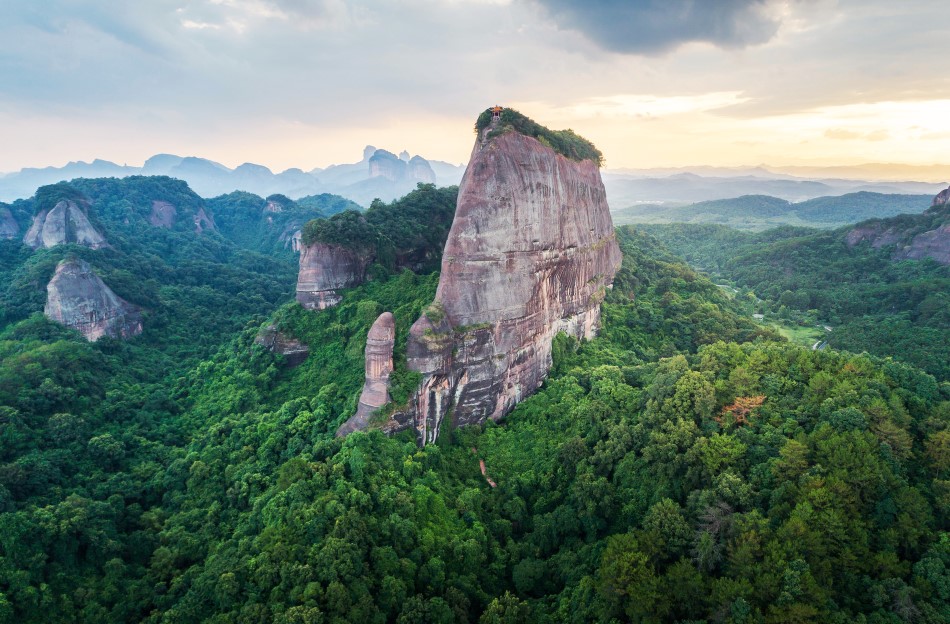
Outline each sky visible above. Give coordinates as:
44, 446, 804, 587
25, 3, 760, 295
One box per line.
1, 0, 949, 174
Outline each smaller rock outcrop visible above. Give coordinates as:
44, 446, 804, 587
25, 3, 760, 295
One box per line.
45, 258, 142, 341
337, 312, 395, 436
407, 155, 437, 184
0, 206, 18, 239
847, 185, 950, 265
933, 186, 950, 207
193, 207, 216, 234
149, 200, 177, 228
255, 325, 309, 367
24, 200, 107, 249
295, 242, 369, 309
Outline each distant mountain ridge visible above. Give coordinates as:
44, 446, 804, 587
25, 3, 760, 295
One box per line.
0, 148, 467, 206
612, 191, 935, 230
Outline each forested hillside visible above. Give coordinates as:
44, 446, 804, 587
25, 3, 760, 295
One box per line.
612, 192, 933, 231
642, 222, 950, 381
2, 199, 949, 622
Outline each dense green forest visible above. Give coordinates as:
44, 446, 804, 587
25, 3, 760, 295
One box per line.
611, 192, 933, 231
1, 175, 949, 622
641, 219, 950, 381
301, 183, 458, 273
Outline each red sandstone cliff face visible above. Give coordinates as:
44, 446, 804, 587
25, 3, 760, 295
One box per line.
24, 200, 107, 249
295, 242, 370, 309
337, 312, 395, 436
44, 258, 142, 341
933, 186, 950, 207
403, 129, 621, 444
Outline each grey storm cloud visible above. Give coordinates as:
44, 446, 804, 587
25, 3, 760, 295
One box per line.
532, 0, 788, 54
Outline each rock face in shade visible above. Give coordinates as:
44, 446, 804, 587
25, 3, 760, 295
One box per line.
295, 242, 370, 309
23, 200, 107, 249
403, 128, 622, 444
149, 200, 177, 228
0, 206, 18, 239
368, 149, 407, 182
336, 312, 396, 436
408, 156, 437, 184
44, 258, 142, 341
255, 325, 309, 367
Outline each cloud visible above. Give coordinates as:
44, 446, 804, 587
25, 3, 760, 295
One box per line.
531, 0, 790, 54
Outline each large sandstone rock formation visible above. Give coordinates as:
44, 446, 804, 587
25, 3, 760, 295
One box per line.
403, 126, 621, 444
295, 242, 370, 309
24, 200, 107, 249
45, 258, 143, 341
408, 155, 436, 184
337, 312, 396, 436
0, 206, 18, 239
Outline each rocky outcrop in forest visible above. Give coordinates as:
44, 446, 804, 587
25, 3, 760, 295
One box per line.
255, 324, 309, 366
337, 312, 395, 436
24, 200, 107, 249
44, 258, 143, 341
397, 120, 621, 444
0, 206, 18, 239
847, 184, 950, 265
295, 242, 370, 310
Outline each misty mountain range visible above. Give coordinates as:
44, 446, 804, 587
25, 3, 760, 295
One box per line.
1, 149, 945, 209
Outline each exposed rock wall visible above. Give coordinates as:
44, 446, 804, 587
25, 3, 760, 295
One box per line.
24, 200, 107, 249
193, 207, 216, 234
408, 156, 437, 184
45, 258, 142, 341
0, 206, 18, 239
295, 242, 370, 309
337, 312, 395, 436
404, 129, 621, 444
149, 200, 177, 228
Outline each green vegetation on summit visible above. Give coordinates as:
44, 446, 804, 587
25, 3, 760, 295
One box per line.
475, 107, 605, 166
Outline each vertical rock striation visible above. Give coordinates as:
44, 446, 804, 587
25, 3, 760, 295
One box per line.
337, 312, 396, 436
45, 258, 143, 341
24, 200, 107, 249
405, 126, 621, 444
295, 242, 370, 310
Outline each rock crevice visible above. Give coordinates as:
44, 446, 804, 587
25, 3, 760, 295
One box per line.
24, 200, 107, 249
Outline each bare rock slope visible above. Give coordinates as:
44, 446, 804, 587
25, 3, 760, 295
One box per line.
398, 125, 621, 443
24, 200, 107, 249
45, 258, 142, 341
847, 185, 950, 265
